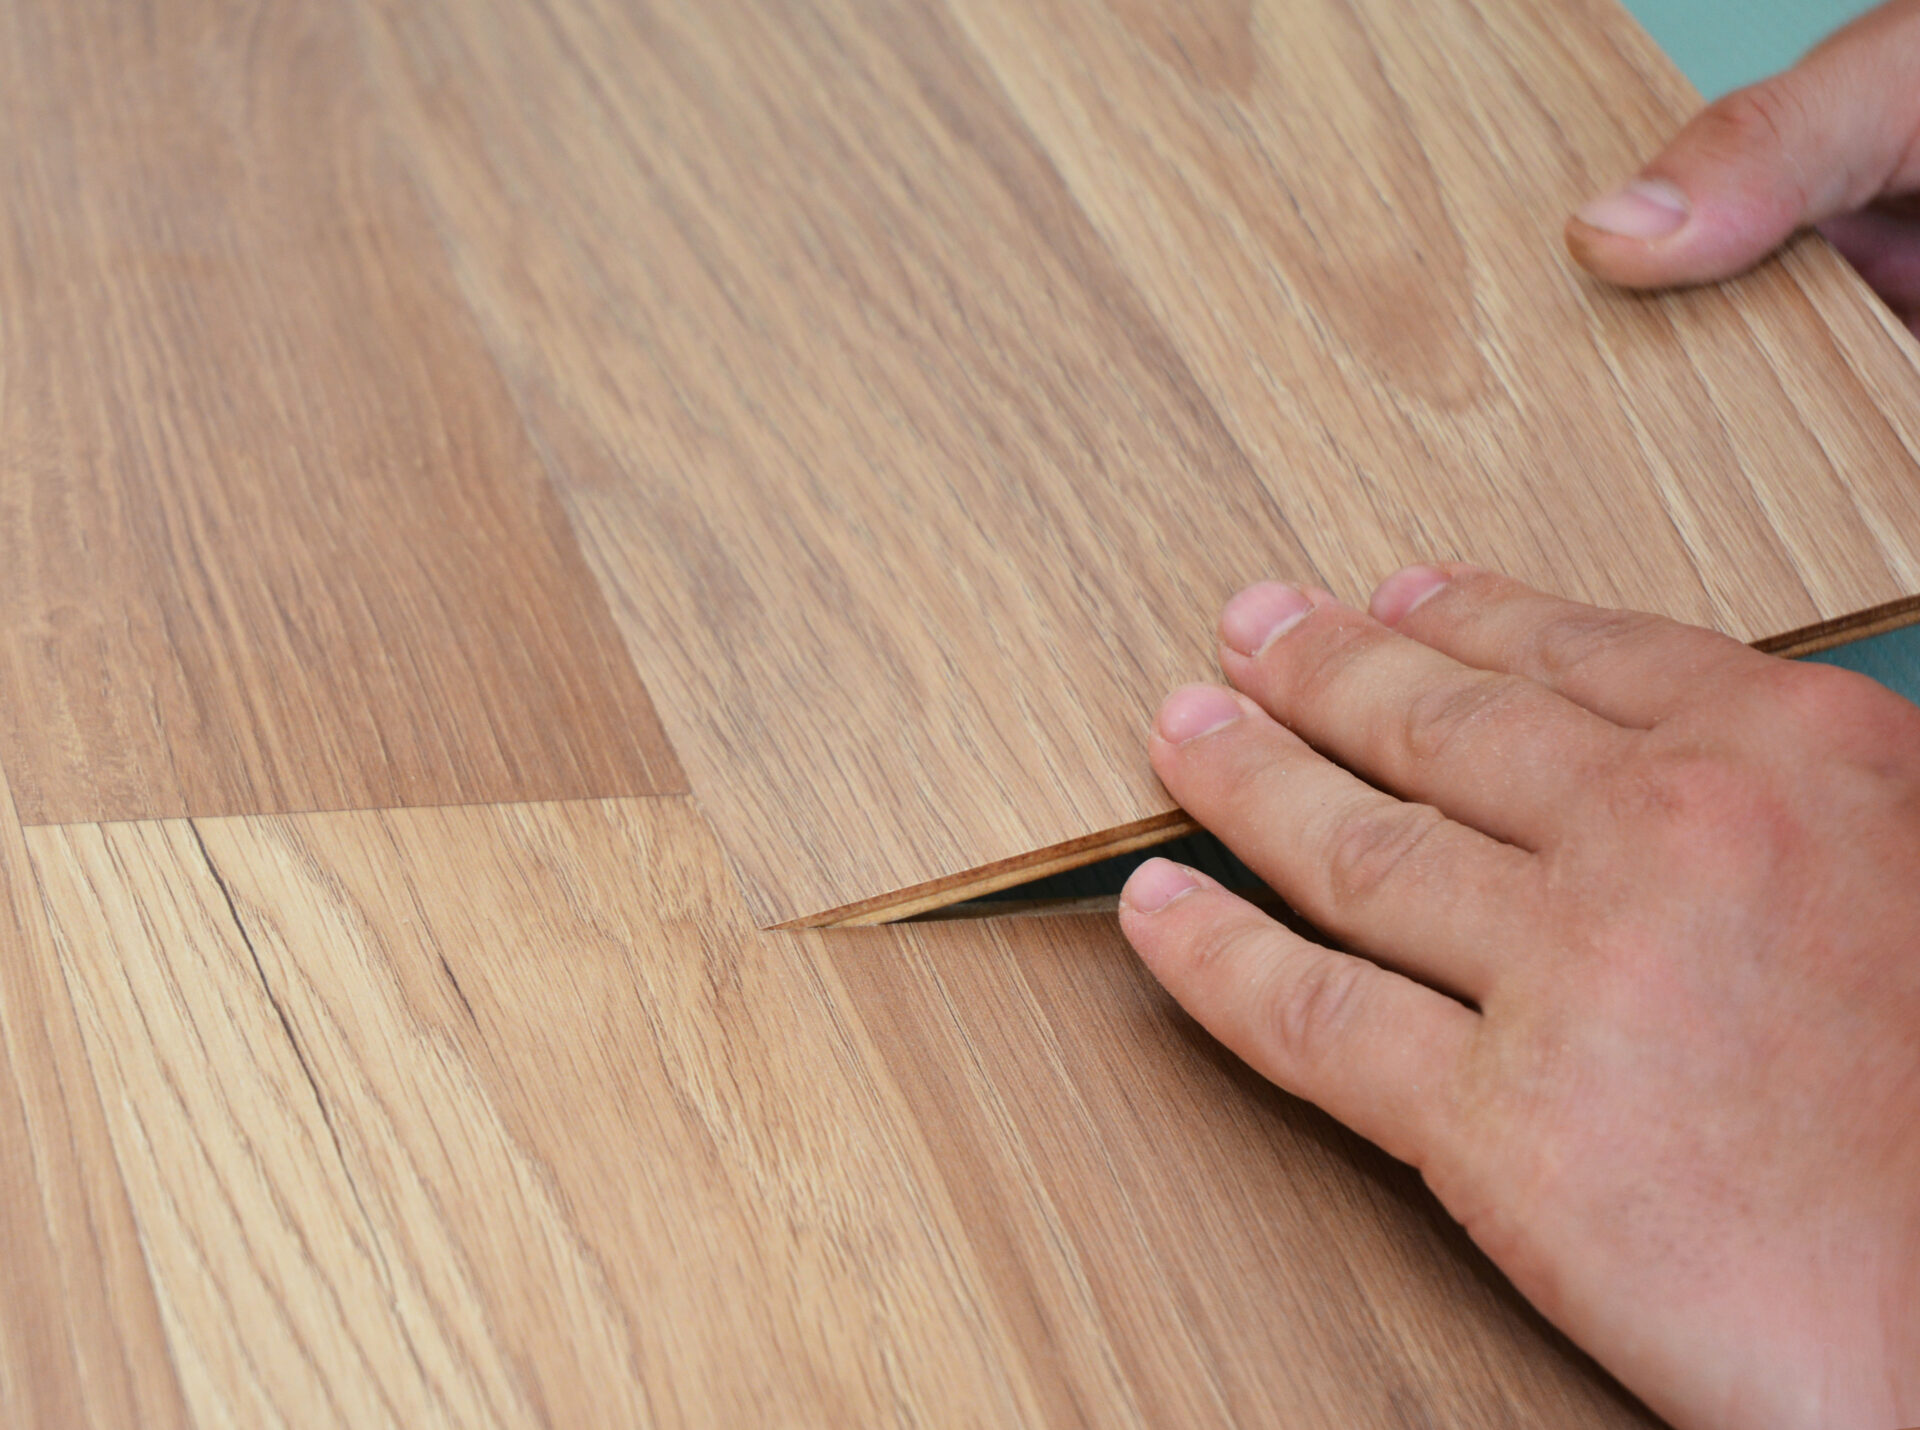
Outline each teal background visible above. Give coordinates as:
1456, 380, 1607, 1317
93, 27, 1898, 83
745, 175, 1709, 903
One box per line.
1622, 0, 1875, 98
1622, 0, 1918, 703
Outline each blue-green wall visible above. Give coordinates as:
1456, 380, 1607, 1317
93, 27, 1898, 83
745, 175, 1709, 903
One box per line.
1622, 0, 1876, 97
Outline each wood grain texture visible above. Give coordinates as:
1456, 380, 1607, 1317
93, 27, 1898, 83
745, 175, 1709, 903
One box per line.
350, 0, 1920, 926
825, 914, 1659, 1428
0, 0, 684, 827
0, 755, 187, 1426
27, 803, 1045, 1427
24, 797, 1657, 1427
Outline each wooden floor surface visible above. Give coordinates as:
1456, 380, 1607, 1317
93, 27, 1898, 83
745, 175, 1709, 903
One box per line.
18, 795, 1656, 1427
3, 0, 1909, 1421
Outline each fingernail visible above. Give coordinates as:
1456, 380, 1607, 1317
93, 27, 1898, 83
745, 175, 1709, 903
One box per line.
1574, 178, 1689, 240
1122, 858, 1202, 914
1220, 581, 1312, 656
1370, 565, 1450, 626
1156, 684, 1242, 744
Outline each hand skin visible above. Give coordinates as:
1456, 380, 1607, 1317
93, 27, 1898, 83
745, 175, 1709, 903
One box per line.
1565, 0, 1920, 335
1119, 569, 1920, 1429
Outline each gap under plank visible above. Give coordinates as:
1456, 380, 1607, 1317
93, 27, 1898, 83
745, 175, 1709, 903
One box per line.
912, 830, 1264, 922
777, 812, 1198, 929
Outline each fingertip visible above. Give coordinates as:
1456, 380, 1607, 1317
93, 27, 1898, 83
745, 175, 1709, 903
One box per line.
1218, 581, 1312, 658
1120, 857, 1207, 916
1564, 214, 1631, 281
1369, 565, 1452, 627
1573, 177, 1691, 242
1118, 862, 1227, 974
1153, 684, 1245, 745
1562, 65, 1872, 291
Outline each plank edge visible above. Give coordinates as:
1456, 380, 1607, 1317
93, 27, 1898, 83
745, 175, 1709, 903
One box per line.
1755, 595, 1920, 658
779, 810, 1199, 929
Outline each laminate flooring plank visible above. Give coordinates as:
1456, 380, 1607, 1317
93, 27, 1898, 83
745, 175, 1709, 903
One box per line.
0, 755, 188, 1425
26, 796, 1655, 1426
25, 802, 1047, 1428
946, 0, 1920, 637
351, 0, 1315, 928
351, 0, 1920, 928
0, 0, 684, 827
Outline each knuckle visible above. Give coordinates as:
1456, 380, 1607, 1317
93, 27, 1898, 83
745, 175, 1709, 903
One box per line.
1180, 912, 1260, 980
1747, 658, 1920, 761
1286, 615, 1378, 709
1604, 745, 1793, 861
1702, 81, 1805, 158
1324, 801, 1447, 910
1612, 747, 1740, 821
1263, 952, 1367, 1075
1696, 81, 1815, 206
1524, 609, 1657, 684
1398, 673, 1522, 767
1759, 657, 1886, 720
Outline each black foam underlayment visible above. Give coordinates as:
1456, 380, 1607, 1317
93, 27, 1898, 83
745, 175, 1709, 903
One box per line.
974, 829, 1260, 904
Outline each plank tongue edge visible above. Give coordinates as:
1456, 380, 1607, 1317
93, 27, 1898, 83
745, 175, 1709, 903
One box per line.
1755, 595, 1920, 658
776, 810, 1199, 929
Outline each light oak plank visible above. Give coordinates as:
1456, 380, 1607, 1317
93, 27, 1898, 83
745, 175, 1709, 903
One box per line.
28, 798, 1655, 1425
948, 0, 1920, 633
350, 0, 1315, 928
26, 803, 1046, 1428
0, 759, 187, 1426
0, 0, 683, 826
350, 0, 1920, 927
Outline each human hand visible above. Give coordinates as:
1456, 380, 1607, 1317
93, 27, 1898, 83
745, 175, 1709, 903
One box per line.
1118, 567, 1920, 1429
1566, 0, 1920, 335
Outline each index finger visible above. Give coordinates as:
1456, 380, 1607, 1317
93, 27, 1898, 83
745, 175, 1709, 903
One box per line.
1371, 565, 1774, 729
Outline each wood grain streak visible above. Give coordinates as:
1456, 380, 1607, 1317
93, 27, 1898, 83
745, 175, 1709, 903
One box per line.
352, 0, 1920, 924
0, 0, 684, 827
25, 798, 1658, 1425
0, 758, 187, 1427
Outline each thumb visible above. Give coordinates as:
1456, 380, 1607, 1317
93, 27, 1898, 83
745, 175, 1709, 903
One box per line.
1566, 0, 1920, 289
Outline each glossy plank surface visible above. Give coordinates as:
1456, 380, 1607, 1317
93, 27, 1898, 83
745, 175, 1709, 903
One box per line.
0, 0, 683, 826
25, 798, 1656, 1426
352, 0, 1920, 925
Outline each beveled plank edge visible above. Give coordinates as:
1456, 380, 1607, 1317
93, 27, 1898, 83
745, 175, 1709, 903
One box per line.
1756, 594, 1920, 658
17, 588, 1902, 934
779, 810, 1200, 930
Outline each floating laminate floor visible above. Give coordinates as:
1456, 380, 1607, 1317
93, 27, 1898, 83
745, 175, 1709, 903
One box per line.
0, 0, 1911, 1422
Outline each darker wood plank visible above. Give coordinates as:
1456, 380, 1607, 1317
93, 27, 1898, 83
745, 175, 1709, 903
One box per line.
0, 0, 683, 826
353, 0, 1318, 927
